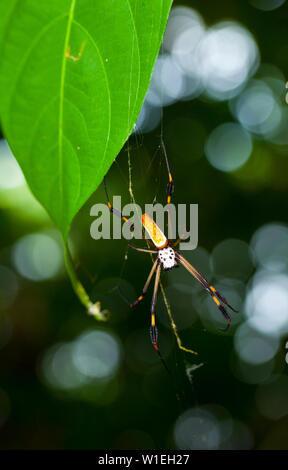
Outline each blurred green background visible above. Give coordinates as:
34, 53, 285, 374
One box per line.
1, 0, 288, 450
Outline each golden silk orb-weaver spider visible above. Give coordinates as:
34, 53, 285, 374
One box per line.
103, 142, 237, 361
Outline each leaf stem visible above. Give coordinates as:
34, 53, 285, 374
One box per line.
63, 240, 108, 321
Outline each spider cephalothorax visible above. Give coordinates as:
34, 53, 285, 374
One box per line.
158, 246, 178, 270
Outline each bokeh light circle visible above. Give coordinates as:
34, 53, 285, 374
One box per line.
174, 407, 221, 450
250, 223, 288, 272
73, 330, 121, 379
234, 323, 280, 365
245, 271, 288, 336
42, 342, 86, 390
233, 81, 281, 136
205, 123, 253, 172
41, 329, 122, 391
250, 0, 286, 11
197, 22, 259, 100
12, 232, 63, 281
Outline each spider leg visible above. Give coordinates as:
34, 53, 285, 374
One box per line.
150, 263, 171, 374
161, 140, 174, 205
176, 252, 236, 331
172, 232, 188, 248
130, 258, 159, 308
104, 176, 132, 225
209, 285, 238, 313
160, 140, 175, 241
104, 175, 145, 239
128, 243, 158, 254
150, 263, 161, 349
128, 244, 157, 254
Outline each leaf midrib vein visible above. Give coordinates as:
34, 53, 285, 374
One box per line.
58, 0, 77, 217
72, 19, 112, 187
126, 0, 141, 130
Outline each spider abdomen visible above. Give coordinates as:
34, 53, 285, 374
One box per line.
158, 247, 177, 270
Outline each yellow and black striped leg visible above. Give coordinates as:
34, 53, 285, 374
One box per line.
104, 175, 144, 238
209, 292, 232, 331
104, 176, 130, 224
161, 140, 174, 205
160, 140, 174, 240
167, 173, 173, 205
176, 252, 236, 331
209, 285, 238, 313
150, 264, 170, 374
150, 263, 161, 351
130, 258, 158, 308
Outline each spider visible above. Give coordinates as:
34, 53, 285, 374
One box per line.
103, 142, 236, 360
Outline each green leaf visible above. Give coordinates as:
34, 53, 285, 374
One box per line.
0, 0, 172, 238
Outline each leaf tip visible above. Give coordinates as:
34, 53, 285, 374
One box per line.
88, 301, 110, 321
